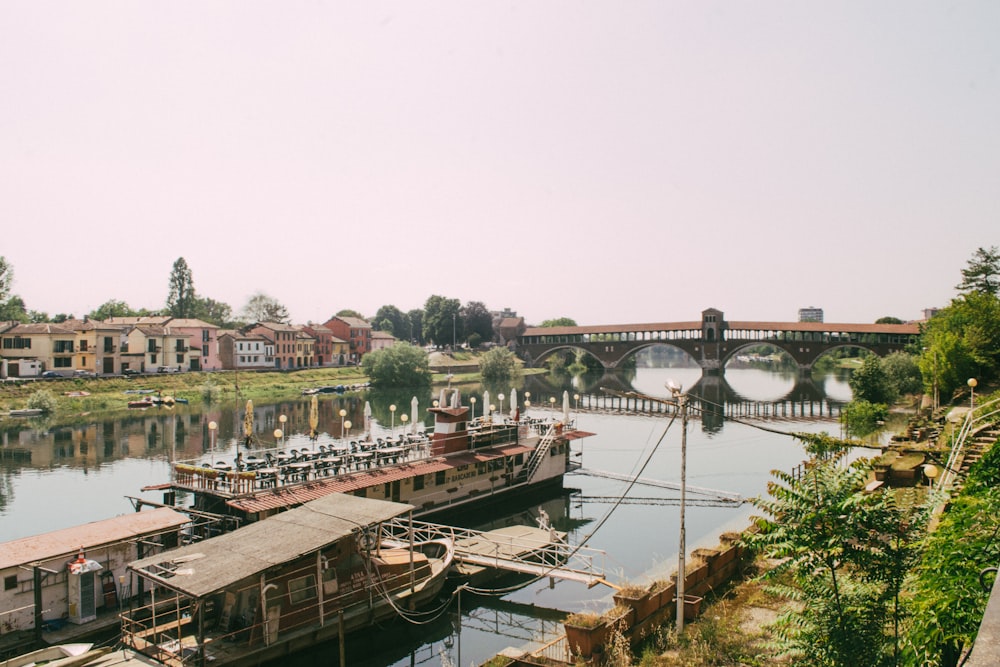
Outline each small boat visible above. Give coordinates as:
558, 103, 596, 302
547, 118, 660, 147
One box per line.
301, 385, 345, 396
63, 391, 91, 398
1, 643, 109, 667
120, 494, 454, 667
127, 397, 155, 409
8, 409, 43, 417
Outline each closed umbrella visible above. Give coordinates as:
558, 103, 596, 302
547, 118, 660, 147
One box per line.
309, 395, 319, 440
410, 396, 419, 434
243, 399, 254, 447
483, 391, 490, 419
509, 388, 517, 420
364, 401, 372, 438
563, 391, 570, 424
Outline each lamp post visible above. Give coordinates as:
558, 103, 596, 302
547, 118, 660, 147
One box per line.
923, 463, 939, 490
389, 404, 396, 436
668, 381, 689, 633
549, 396, 556, 412
274, 428, 283, 446
574, 393, 580, 411
208, 421, 217, 464
498, 394, 505, 416
279, 414, 287, 446
969, 378, 978, 412
524, 391, 531, 404
469, 397, 476, 421
339, 409, 347, 439
344, 420, 352, 438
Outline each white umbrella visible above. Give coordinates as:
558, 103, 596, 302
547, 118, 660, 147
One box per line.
483, 391, 490, 418
509, 388, 517, 419
410, 396, 419, 434
563, 390, 570, 424
364, 401, 372, 437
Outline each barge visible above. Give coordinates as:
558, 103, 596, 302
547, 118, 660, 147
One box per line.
149, 390, 593, 525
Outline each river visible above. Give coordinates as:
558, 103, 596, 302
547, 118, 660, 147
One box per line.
0, 364, 878, 665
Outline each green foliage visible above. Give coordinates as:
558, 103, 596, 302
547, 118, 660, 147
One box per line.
479, 347, 518, 383
919, 291, 1000, 396
240, 291, 290, 324
335, 309, 364, 319
373, 305, 408, 338
26, 389, 56, 413
193, 297, 234, 327
166, 257, 197, 318
360, 342, 431, 388
88, 299, 139, 321
841, 399, 889, 438
849, 355, 895, 405
956, 245, 1000, 296
422, 295, 462, 347
406, 309, 423, 344
461, 301, 493, 345
881, 351, 922, 396
875, 316, 904, 324
200, 378, 221, 404
903, 430, 1000, 665
540, 317, 577, 327
747, 452, 931, 667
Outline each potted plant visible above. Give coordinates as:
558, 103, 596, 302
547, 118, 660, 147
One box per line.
613, 583, 656, 622
647, 579, 675, 612
682, 594, 704, 621
563, 611, 608, 659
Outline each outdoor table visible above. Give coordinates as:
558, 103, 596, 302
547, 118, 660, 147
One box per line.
255, 467, 279, 488
353, 452, 374, 469
287, 461, 313, 481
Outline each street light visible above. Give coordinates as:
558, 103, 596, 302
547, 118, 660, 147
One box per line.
339, 409, 347, 439
549, 396, 556, 410
274, 428, 283, 446
923, 463, 939, 490
390, 404, 397, 436
344, 420, 352, 438
969, 378, 978, 411
667, 380, 689, 633
498, 394, 505, 416
469, 397, 476, 421
208, 421, 217, 464
574, 393, 580, 411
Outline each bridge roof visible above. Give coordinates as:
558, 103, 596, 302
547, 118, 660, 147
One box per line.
524, 320, 920, 336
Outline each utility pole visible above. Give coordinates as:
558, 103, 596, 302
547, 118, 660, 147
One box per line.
671, 384, 689, 632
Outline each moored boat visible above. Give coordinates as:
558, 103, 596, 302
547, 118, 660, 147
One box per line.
119, 494, 453, 667
150, 389, 594, 524
0, 643, 109, 667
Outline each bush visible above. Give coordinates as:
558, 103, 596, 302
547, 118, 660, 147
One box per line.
479, 347, 518, 383
26, 389, 56, 413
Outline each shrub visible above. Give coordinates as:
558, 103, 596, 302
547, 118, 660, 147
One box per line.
26, 389, 56, 413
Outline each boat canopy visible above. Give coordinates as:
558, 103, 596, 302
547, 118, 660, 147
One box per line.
128, 494, 414, 598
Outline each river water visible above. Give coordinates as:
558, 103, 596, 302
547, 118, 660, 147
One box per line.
0, 365, 876, 665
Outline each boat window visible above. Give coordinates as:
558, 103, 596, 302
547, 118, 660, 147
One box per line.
414, 475, 425, 491
435, 471, 446, 486
288, 574, 317, 605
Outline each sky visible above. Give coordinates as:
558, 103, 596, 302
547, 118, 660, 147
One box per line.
1, 1, 998, 327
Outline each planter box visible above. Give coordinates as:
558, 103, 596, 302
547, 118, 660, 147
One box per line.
613, 591, 657, 623
564, 620, 609, 658
683, 595, 703, 621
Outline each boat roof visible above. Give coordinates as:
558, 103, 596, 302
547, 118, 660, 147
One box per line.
128, 494, 413, 598
224, 445, 535, 515
0, 508, 190, 571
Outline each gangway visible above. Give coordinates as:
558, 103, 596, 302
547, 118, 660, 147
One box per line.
572, 468, 743, 504
379, 518, 608, 588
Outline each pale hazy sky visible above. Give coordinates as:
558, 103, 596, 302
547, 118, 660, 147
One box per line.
2, 2, 997, 327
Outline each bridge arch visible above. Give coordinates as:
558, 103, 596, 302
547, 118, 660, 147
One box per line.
518, 309, 920, 377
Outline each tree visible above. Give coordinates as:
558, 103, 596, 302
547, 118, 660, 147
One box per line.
461, 301, 493, 346
0, 295, 29, 323
240, 292, 290, 324
166, 257, 197, 318
479, 347, 518, 383
423, 295, 462, 347
849, 355, 895, 405
875, 316, 903, 324
0, 256, 12, 302
919, 290, 1000, 395
406, 309, 423, 344
88, 299, 139, 321
540, 317, 577, 327
361, 342, 431, 388
373, 305, 408, 338
956, 245, 1000, 295
193, 297, 234, 327
881, 351, 922, 396
335, 309, 364, 320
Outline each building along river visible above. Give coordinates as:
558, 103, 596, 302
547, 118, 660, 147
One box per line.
0, 364, 882, 666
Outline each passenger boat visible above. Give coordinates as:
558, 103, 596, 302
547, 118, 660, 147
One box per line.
1, 643, 109, 667
149, 390, 593, 524
118, 494, 453, 667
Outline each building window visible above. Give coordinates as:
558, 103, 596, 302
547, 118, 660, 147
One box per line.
4, 574, 17, 591
435, 471, 446, 486
414, 475, 425, 491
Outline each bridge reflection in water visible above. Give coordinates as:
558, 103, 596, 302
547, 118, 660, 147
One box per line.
539, 372, 844, 433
